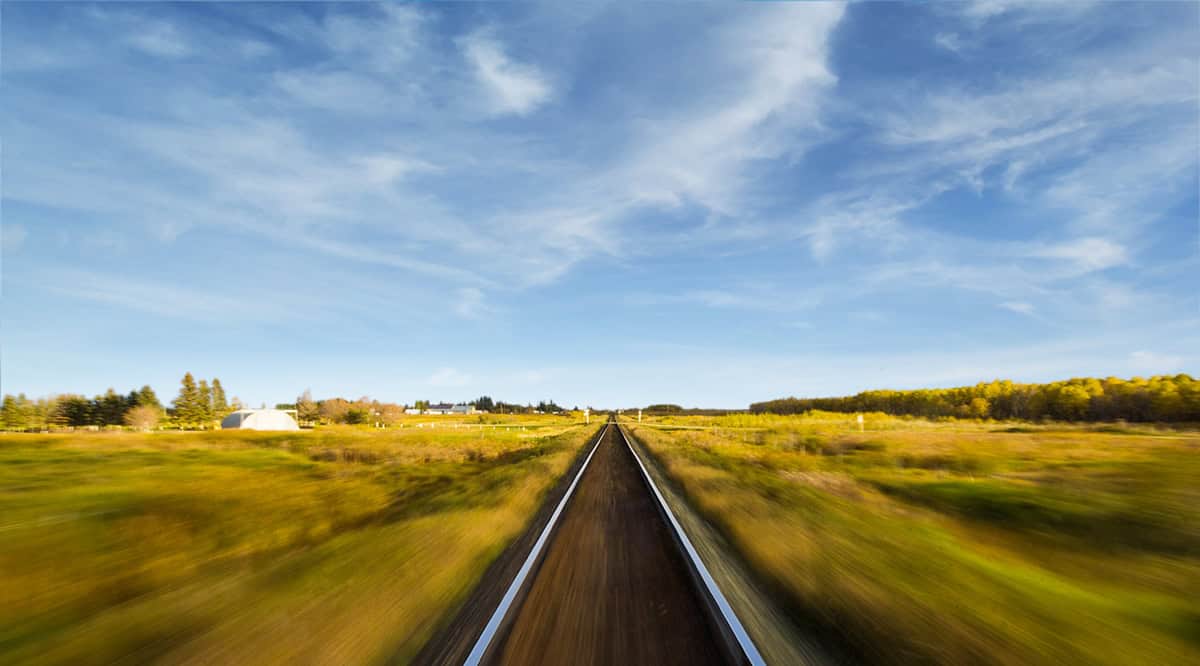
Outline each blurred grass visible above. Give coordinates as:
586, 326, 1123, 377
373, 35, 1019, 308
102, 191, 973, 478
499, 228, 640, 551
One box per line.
625, 413, 1200, 665
0, 420, 596, 664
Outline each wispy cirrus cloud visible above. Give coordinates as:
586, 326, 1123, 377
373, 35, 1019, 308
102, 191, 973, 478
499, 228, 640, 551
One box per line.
1029, 237, 1127, 273
460, 30, 552, 116
631, 287, 823, 314
999, 301, 1035, 316
32, 270, 292, 323
1, 225, 29, 254
2, 2, 1195, 406
126, 20, 189, 58
933, 32, 964, 54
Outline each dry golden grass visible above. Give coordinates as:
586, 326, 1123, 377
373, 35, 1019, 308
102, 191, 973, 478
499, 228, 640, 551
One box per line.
624, 413, 1200, 665
0, 420, 597, 664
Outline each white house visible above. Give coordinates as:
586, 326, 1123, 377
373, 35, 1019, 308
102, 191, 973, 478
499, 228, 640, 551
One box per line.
221, 409, 300, 431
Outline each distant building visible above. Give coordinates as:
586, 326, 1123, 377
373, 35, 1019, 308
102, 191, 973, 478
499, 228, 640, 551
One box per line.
221, 409, 300, 431
407, 403, 479, 415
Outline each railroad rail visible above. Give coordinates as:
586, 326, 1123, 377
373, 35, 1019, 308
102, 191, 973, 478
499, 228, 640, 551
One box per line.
462, 419, 766, 666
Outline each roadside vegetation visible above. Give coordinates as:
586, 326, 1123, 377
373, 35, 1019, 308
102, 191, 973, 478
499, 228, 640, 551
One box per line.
0, 372, 581, 432
624, 412, 1200, 665
0, 420, 597, 664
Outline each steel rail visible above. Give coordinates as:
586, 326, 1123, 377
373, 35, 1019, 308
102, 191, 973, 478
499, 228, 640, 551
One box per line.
462, 423, 609, 666
616, 423, 768, 666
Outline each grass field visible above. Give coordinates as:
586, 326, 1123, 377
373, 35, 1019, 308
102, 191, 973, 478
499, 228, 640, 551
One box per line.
0, 419, 596, 665
622, 412, 1200, 665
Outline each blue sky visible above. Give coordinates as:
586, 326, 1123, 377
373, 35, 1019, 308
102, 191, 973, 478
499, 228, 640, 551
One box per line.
2, 1, 1197, 408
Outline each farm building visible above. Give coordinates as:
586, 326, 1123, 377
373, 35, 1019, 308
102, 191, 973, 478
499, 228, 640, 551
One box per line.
406, 403, 479, 415
220, 409, 300, 431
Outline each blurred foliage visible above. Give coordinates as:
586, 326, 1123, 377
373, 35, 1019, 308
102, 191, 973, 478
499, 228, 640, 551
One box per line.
751, 374, 1200, 422
0, 422, 596, 664
1, 377, 580, 432
625, 414, 1200, 665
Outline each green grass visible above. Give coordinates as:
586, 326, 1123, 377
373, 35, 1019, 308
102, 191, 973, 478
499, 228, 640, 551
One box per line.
0, 421, 597, 665
624, 414, 1200, 665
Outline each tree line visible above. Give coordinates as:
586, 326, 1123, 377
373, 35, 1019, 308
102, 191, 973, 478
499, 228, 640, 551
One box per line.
749, 374, 1200, 422
1, 373, 238, 431
282, 392, 572, 426
287, 390, 405, 426
2, 378, 580, 431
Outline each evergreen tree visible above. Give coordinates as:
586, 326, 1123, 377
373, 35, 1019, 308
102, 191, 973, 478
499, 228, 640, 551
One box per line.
198, 380, 213, 426
211, 379, 229, 416
135, 385, 161, 409
97, 388, 126, 426
174, 373, 201, 427
2, 394, 27, 430
57, 395, 94, 427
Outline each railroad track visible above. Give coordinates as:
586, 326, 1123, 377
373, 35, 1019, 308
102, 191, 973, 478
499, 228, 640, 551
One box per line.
460, 419, 766, 666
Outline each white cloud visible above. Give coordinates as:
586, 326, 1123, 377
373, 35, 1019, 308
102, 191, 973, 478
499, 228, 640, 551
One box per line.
428, 367, 472, 387
239, 40, 273, 59
356, 155, 438, 185
6, 1, 1190, 340
465, 3, 847, 284
629, 284, 824, 313
2, 225, 29, 253
3, 3, 852, 295
126, 21, 189, 58
934, 32, 964, 53
460, 31, 552, 116
34, 269, 291, 322
321, 4, 425, 72
999, 301, 1035, 315
850, 311, 887, 323
1042, 131, 1197, 233
796, 193, 914, 260
618, 4, 845, 214
1031, 237, 1127, 272
273, 70, 397, 112
958, 0, 1098, 25
794, 24, 1196, 320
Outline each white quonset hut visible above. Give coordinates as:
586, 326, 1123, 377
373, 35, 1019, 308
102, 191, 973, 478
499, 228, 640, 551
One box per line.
220, 409, 300, 431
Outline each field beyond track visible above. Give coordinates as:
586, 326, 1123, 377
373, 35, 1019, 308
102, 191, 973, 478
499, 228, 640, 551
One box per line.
0, 417, 595, 664
623, 412, 1200, 665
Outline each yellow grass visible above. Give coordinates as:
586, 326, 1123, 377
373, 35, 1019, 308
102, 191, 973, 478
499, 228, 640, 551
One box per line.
0, 420, 598, 664
624, 413, 1200, 665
